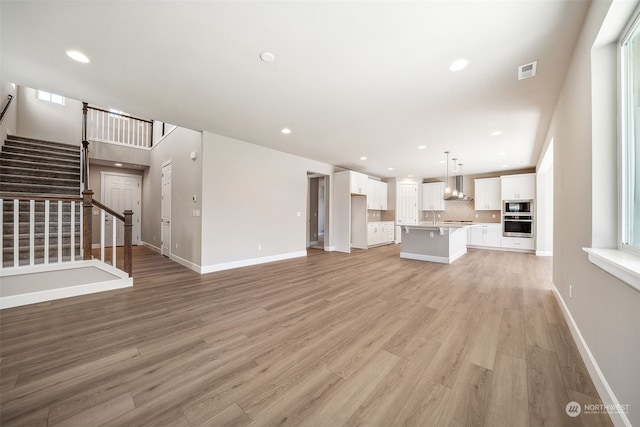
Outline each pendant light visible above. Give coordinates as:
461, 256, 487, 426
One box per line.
443, 151, 452, 197
452, 158, 458, 198
457, 163, 465, 199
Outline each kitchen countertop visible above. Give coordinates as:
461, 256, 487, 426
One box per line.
404, 222, 475, 229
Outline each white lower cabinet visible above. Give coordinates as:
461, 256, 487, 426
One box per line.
368, 221, 394, 247
500, 236, 535, 250
467, 224, 501, 248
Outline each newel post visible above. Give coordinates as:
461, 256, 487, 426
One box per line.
82, 190, 94, 260
123, 210, 133, 276
82, 140, 89, 189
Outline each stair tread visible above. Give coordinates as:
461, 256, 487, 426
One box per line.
6, 135, 79, 149
0, 173, 80, 184
0, 165, 79, 177
4, 144, 80, 159
0, 158, 80, 171
0, 152, 80, 165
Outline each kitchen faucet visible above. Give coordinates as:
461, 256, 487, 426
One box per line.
428, 210, 437, 225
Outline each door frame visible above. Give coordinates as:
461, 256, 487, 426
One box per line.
100, 171, 142, 246
161, 160, 172, 257
307, 172, 330, 251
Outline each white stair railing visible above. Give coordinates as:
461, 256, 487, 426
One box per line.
1, 192, 133, 276
1, 195, 83, 269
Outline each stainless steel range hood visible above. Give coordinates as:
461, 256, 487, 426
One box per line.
444, 176, 474, 201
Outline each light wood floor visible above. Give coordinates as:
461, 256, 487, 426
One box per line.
1, 245, 612, 426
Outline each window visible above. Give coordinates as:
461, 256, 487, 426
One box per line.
621, 11, 640, 252
37, 90, 65, 105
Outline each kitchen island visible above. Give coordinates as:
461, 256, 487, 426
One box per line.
400, 222, 470, 264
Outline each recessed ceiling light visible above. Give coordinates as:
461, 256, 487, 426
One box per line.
281, 128, 291, 134
360, 156, 367, 160
501, 164, 508, 168
498, 152, 506, 156
115, 163, 123, 167
66, 50, 90, 63
418, 145, 426, 150
519, 160, 526, 165
260, 51, 275, 63
491, 131, 502, 136
388, 167, 394, 171
449, 58, 469, 72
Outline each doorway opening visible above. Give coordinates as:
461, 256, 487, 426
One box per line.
161, 161, 172, 257
307, 173, 330, 251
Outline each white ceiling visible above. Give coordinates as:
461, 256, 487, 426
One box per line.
1, 1, 590, 178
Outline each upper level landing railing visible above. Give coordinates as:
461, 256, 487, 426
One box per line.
80, 102, 153, 191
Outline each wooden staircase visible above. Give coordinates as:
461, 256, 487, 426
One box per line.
1, 136, 82, 267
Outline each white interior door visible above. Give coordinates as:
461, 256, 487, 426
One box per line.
101, 172, 141, 246
161, 162, 172, 257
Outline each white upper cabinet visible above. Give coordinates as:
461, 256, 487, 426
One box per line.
421, 182, 446, 211
379, 182, 388, 210
474, 177, 501, 210
367, 179, 388, 210
350, 171, 368, 195
501, 173, 535, 200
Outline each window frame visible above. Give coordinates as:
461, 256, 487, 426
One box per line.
36, 90, 65, 106
619, 6, 640, 256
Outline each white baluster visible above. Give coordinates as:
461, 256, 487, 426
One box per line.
29, 200, 35, 266
13, 199, 19, 267
112, 217, 117, 267
100, 210, 106, 262
70, 201, 75, 262
0, 198, 3, 269
58, 201, 62, 263
79, 201, 83, 259
44, 200, 50, 264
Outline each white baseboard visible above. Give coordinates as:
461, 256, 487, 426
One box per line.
551, 285, 631, 427
536, 250, 553, 256
140, 241, 161, 253
169, 253, 201, 274
201, 251, 307, 274
400, 252, 450, 264
325, 246, 335, 252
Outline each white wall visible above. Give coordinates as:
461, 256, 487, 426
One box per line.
546, 1, 640, 425
201, 132, 334, 271
142, 127, 202, 268
16, 86, 82, 145
0, 80, 18, 146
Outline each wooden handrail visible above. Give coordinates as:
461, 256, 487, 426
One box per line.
0, 94, 15, 124
92, 198, 125, 222
85, 105, 153, 124
0, 192, 82, 202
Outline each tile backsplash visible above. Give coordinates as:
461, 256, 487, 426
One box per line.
421, 200, 500, 223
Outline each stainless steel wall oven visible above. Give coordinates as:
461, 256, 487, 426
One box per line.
502, 200, 534, 238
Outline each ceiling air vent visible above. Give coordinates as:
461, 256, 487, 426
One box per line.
518, 61, 537, 80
